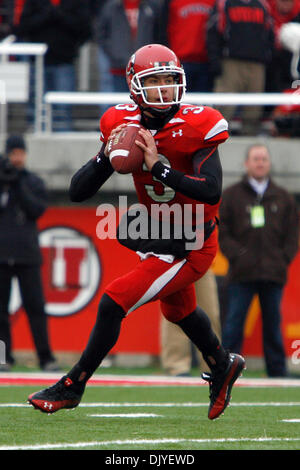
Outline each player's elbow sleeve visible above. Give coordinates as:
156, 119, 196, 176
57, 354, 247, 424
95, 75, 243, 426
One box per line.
195, 178, 222, 204
206, 187, 222, 205
69, 190, 82, 202
69, 176, 86, 202
69, 189, 82, 202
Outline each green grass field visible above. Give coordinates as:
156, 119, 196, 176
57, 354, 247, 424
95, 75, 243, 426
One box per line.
0, 374, 300, 451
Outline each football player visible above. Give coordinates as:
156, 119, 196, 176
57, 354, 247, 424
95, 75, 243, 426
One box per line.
28, 44, 245, 420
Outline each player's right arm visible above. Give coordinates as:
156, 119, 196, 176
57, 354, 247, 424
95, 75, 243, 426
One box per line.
69, 109, 127, 202
69, 144, 114, 202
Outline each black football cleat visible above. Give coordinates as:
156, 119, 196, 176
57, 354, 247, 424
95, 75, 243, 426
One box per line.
202, 353, 246, 420
27, 376, 85, 414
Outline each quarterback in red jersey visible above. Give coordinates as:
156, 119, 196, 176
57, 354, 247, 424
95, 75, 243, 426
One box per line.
28, 44, 245, 420
100, 98, 228, 224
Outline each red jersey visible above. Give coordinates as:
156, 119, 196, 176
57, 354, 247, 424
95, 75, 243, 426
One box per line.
100, 103, 228, 222
167, 0, 216, 63
13, 0, 26, 25
123, 0, 140, 38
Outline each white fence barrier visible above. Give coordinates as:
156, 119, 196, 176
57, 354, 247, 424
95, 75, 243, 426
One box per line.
43, 90, 300, 132
0, 41, 47, 136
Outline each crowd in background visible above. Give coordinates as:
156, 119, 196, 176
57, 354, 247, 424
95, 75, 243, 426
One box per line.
0, 0, 300, 134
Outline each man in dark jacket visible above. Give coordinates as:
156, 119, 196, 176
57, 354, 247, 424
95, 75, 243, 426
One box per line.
16, 0, 92, 131
0, 135, 58, 371
219, 143, 299, 376
206, 0, 274, 135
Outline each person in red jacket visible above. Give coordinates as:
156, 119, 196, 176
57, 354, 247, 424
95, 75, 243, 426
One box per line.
266, 0, 300, 94
160, 0, 216, 91
0, 0, 25, 38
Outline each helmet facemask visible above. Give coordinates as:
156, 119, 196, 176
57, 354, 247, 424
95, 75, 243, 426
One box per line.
130, 66, 186, 109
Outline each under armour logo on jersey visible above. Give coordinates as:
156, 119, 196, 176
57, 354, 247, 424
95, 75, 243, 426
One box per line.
161, 167, 170, 178
172, 129, 183, 137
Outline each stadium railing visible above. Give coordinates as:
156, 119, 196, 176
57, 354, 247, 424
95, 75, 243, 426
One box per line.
0, 39, 47, 136
43, 90, 300, 133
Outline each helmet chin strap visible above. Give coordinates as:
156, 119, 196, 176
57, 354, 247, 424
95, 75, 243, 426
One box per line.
140, 104, 179, 129
129, 91, 179, 123
129, 93, 170, 116
142, 105, 171, 117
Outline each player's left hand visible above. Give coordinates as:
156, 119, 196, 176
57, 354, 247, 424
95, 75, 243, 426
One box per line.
135, 128, 159, 171
104, 123, 127, 157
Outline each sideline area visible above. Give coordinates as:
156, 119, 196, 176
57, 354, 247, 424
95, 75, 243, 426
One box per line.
0, 371, 300, 387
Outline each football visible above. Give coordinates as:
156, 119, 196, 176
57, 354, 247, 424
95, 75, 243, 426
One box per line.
108, 123, 145, 174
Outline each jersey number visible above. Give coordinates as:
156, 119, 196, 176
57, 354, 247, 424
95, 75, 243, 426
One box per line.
143, 155, 175, 203
182, 106, 204, 115
115, 104, 139, 112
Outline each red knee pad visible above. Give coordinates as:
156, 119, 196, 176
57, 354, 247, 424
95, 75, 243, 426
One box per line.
160, 283, 197, 323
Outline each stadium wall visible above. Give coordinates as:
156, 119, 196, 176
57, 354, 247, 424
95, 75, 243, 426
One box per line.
1, 134, 298, 193
4, 135, 300, 370
9, 206, 300, 371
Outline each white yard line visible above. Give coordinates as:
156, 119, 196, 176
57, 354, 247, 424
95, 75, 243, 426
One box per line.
281, 419, 300, 423
0, 372, 300, 387
1, 401, 300, 408
1, 437, 300, 450
88, 413, 161, 418
1, 401, 299, 450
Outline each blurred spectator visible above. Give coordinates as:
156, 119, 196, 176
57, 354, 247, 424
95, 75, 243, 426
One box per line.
95, 0, 114, 115
272, 87, 300, 136
266, 0, 300, 92
0, 135, 59, 371
206, 0, 274, 135
219, 144, 299, 377
161, 269, 221, 376
16, 0, 92, 131
0, 0, 26, 38
0, 0, 11, 38
160, 0, 215, 92
278, 19, 300, 79
271, 19, 300, 135
13, 0, 26, 25
0, 1, 28, 52
97, 0, 162, 93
